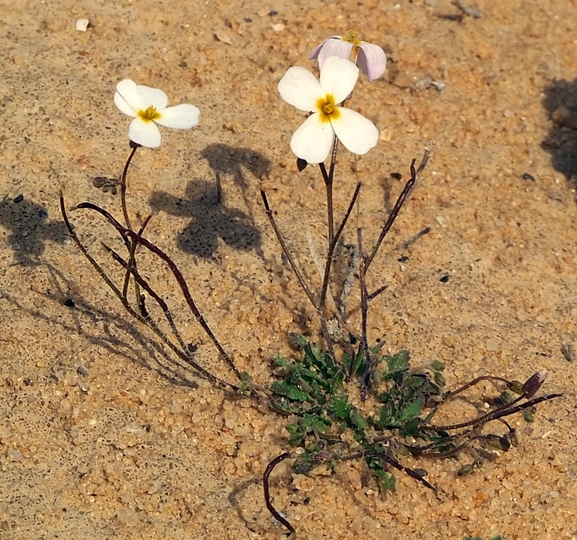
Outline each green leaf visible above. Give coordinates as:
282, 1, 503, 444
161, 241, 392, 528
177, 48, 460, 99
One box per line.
385, 350, 410, 374
399, 399, 423, 422
349, 407, 368, 431
293, 454, 313, 475
329, 370, 344, 394
431, 360, 445, 372
300, 414, 329, 431
289, 333, 308, 348
272, 357, 288, 367
329, 394, 352, 421
342, 351, 351, 372
376, 469, 396, 492
376, 404, 399, 428
285, 424, 305, 446
351, 348, 366, 377
523, 409, 535, 423
433, 371, 445, 387
270, 381, 310, 402
403, 417, 421, 437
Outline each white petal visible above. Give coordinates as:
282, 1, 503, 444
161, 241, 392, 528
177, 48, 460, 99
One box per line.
278, 66, 323, 112
357, 43, 387, 82
290, 113, 334, 164
309, 36, 345, 61
128, 117, 162, 148
319, 56, 359, 104
316, 40, 354, 68
115, 79, 142, 116
136, 84, 168, 110
156, 104, 200, 129
330, 108, 378, 156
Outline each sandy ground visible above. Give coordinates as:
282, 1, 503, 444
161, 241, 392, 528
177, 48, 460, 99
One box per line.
1, 0, 577, 538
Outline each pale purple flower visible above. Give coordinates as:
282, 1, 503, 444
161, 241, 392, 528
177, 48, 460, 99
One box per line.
114, 79, 200, 148
310, 30, 387, 82
278, 56, 379, 164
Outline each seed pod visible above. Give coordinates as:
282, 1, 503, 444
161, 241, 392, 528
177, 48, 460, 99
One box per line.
508, 380, 524, 394
522, 370, 548, 399
458, 464, 473, 476
524, 408, 535, 423
508, 430, 519, 447
486, 434, 511, 451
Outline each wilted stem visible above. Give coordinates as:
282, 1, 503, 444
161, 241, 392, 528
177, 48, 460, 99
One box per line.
263, 452, 294, 534
366, 150, 430, 271
260, 189, 317, 308
60, 194, 239, 391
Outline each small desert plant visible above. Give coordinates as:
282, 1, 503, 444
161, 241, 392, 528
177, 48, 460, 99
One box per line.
61, 32, 561, 536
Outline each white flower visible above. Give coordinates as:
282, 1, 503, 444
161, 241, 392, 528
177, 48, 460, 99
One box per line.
278, 56, 379, 164
114, 79, 200, 148
310, 30, 387, 82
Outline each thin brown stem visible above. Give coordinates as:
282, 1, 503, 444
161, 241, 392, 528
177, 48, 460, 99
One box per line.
318, 137, 339, 244
443, 374, 515, 400
260, 189, 317, 308
122, 215, 152, 303
119, 144, 140, 232
263, 452, 294, 534
74, 201, 242, 381
319, 181, 362, 318
104, 242, 190, 355
60, 194, 238, 391
366, 150, 430, 271
357, 228, 372, 400
369, 450, 437, 493
425, 393, 563, 432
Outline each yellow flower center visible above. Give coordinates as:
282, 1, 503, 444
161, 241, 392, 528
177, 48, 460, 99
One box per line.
316, 94, 340, 123
138, 105, 161, 122
342, 29, 362, 46
342, 29, 362, 62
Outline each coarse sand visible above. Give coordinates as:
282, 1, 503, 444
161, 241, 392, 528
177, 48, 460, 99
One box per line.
1, 0, 577, 539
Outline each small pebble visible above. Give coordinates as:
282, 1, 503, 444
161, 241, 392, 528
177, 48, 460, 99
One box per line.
8, 449, 22, 462
76, 18, 89, 32
77, 365, 89, 377
486, 339, 498, 351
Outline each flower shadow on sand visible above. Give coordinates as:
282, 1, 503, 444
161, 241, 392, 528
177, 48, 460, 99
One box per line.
149, 179, 262, 258
541, 78, 577, 187
0, 195, 68, 266
149, 145, 269, 258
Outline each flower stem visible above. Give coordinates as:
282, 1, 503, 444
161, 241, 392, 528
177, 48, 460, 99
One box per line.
319, 181, 362, 317
120, 144, 140, 232
318, 137, 339, 245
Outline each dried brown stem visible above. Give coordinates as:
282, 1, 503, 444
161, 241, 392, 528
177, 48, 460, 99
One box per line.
260, 189, 317, 308
263, 452, 294, 534
75, 201, 242, 381
60, 194, 238, 391
366, 150, 430, 271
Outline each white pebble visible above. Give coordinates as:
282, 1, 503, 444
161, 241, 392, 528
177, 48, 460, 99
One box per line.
75, 18, 89, 32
